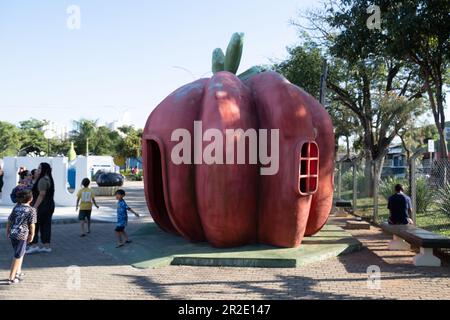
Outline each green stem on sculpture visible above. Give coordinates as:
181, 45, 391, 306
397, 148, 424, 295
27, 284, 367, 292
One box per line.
212, 48, 225, 73
237, 66, 266, 81
211, 32, 265, 81
224, 32, 244, 74
212, 32, 244, 75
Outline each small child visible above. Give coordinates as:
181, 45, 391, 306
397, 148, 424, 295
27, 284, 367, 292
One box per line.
76, 178, 99, 237
114, 189, 139, 248
6, 189, 37, 285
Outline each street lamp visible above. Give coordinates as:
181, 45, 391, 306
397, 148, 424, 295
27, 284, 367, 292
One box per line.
43, 129, 56, 157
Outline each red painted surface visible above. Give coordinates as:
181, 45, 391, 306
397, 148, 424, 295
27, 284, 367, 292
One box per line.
143, 71, 335, 248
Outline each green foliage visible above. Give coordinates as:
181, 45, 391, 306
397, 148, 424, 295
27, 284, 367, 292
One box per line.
20, 127, 47, 152
398, 122, 439, 159
0, 121, 20, 157
19, 118, 48, 130
379, 176, 408, 201
414, 177, 434, 215
121, 169, 143, 181
274, 41, 323, 99
342, 169, 365, 194
117, 126, 143, 160
379, 176, 433, 215
71, 119, 99, 155
326, 0, 449, 158
435, 181, 450, 219
71, 120, 124, 156
50, 139, 72, 156
0, 118, 142, 161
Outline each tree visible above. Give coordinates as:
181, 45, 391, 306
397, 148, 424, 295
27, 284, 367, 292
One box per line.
274, 41, 360, 157
19, 126, 47, 153
292, 2, 428, 196
70, 120, 124, 156
92, 126, 122, 156
117, 126, 143, 169
327, 0, 450, 158
274, 39, 324, 99
71, 119, 99, 155
327, 101, 360, 157
50, 139, 71, 157
398, 122, 438, 163
0, 121, 20, 157
19, 118, 48, 131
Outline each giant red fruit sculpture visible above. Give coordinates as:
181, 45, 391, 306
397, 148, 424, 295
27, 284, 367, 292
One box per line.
143, 33, 334, 248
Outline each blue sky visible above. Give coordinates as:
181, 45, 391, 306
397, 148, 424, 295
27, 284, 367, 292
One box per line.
0, 0, 318, 129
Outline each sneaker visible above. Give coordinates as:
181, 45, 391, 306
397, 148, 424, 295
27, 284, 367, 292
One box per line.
7, 278, 20, 285
26, 246, 41, 255
39, 247, 52, 253
15, 272, 25, 280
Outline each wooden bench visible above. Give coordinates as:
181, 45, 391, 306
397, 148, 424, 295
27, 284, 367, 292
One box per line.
334, 200, 352, 217
380, 222, 450, 267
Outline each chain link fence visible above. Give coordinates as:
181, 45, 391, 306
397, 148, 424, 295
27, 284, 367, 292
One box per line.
335, 155, 450, 239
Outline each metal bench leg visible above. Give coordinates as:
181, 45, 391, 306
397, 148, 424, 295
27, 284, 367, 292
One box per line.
413, 248, 441, 267
388, 235, 411, 251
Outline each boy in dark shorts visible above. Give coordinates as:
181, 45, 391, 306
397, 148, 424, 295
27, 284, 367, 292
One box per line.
76, 178, 99, 237
115, 189, 140, 248
6, 190, 37, 285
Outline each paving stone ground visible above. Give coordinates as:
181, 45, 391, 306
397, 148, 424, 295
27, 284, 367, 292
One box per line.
0, 183, 449, 300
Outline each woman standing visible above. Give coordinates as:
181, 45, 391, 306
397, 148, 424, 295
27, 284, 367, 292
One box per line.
26, 163, 55, 254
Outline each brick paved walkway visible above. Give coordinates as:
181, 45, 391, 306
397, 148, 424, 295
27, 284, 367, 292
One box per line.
0, 183, 449, 300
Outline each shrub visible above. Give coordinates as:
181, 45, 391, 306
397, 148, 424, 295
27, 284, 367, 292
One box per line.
129, 172, 143, 181
414, 177, 434, 215
341, 169, 366, 193
379, 176, 407, 201
379, 176, 432, 215
435, 181, 450, 218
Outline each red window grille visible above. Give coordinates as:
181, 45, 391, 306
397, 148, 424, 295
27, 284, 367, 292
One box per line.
298, 142, 319, 195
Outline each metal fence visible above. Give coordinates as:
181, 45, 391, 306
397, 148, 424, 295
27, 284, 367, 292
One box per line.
334, 155, 450, 238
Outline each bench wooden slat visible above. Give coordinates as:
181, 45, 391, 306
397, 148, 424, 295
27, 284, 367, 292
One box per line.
380, 222, 450, 248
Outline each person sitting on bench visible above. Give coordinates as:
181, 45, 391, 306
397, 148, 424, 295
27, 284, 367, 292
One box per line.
387, 184, 414, 225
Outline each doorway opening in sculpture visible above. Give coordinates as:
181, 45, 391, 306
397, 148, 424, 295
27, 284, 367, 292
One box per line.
147, 140, 171, 226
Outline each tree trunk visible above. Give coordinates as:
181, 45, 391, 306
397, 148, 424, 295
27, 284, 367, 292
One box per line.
372, 156, 385, 222
363, 151, 374, 197
438, 131, 448, 160
346, 136, 350, 158
373, 156, 385, 185
363, 149, 386, 198
423, 68, 448, 160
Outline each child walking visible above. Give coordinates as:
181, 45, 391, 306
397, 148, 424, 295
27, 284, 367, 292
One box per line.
76, 178, 99, 237
114, 189, 139, 248
6, 190, 36, 285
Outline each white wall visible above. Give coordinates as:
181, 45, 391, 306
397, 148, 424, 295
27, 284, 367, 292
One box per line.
0, 156, 89, 207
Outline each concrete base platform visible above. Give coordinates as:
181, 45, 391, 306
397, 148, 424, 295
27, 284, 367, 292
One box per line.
413, 248, 441, 267
100, 223, 362, 269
